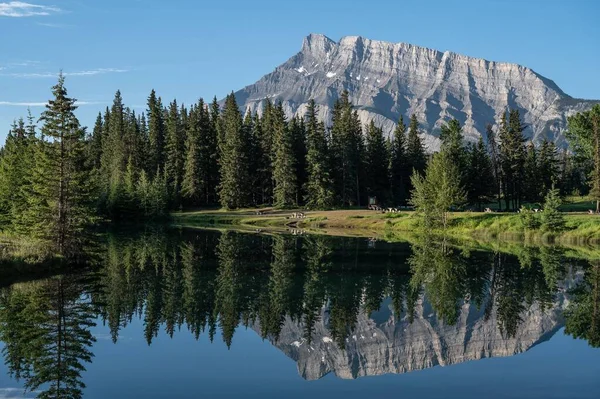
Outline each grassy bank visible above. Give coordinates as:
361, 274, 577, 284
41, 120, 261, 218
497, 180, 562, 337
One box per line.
172, 207, 600, 246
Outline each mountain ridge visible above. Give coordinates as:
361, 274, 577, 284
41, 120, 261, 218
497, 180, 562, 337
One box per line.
232, 33, 598, 150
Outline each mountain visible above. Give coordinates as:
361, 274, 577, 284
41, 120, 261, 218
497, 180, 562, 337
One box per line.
233, 33, 598, 150
253, 294, 567, 381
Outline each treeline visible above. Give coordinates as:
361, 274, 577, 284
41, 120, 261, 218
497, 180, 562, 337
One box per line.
0, 78, 596, 250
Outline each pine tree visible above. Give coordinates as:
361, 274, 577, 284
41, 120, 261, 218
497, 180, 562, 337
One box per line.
539, 139, 559, 197
439, 118, 467, 186
499, 109, 527, 210
485, 123, 501, 209
330, 92, 364, 206
165, 100, 184, 206
290, 116, 308, 206
541, 186, 565, 232
272, 103, 297, 208
304, 100, 335, 209
21, 75, 96, 256
406, 114, 426, 176
0, 120, 31, 228
258, 99, 275, 204
136, 169, 152, 217
147, 90, 165, 176
389, 116, 409, 205
88, 112, 104, 170
181, 105, 202, 206
466, 138, 495, 210
207, 97, 221, 205
364, 121, 389, 204
523, 143, 541, 202
218, 94, 251, 209
243, 111, 260, 205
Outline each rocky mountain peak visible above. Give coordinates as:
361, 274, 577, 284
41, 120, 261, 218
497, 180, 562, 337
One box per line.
234, 34, 598, 150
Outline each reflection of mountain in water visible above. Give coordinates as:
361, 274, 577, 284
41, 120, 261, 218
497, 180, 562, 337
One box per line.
1, 228, 599, 398
260, 294, 567, 380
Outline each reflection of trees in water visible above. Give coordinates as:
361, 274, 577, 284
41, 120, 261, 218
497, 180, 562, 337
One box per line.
0, 274, 97, 399
409, 236, 566, 338
1, 230, 597, 398
565, 261, 600, 348
92, 230, 575, 347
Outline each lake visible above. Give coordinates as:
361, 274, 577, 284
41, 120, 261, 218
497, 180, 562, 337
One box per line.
0, 228, 599, 398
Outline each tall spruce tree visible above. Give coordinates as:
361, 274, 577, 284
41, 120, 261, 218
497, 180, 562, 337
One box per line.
87, 113, 104, 170
499, 109, 526, 209
330, 92, 364, 206
101, 91, 127, 215
272, 103, 297, 208
304, 100, 335, 209
439, 118, 467, 185
0, 120, 31, 228
364, 121, 389, 204
218, 94, 252, 209
499, 109, 527, 210
485, 123, 501, 209
290, 116, 308, 206
258, 99, 275, 204
22, 75, 96, 256
539, 139, 559, 197
165, 100, 185, 206
406, 114, 426, 176
389, 116, 409, 205
181, 104, 202, 206
523, 143, 541, 202
147, 90, 165, 176
466, 138, 495, 210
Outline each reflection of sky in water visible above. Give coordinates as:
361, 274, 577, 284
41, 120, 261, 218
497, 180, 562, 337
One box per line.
2, 320, 599, 399
0, 388, 38, 399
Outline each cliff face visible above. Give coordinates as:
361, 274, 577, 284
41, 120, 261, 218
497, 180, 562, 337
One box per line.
234, 33, 597, 150
255, 295, 566, 381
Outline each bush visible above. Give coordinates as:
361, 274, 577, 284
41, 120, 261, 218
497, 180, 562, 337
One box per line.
519, 207, 541, 230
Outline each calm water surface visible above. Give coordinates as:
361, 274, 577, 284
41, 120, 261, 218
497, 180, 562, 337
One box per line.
0, 229, 599, 398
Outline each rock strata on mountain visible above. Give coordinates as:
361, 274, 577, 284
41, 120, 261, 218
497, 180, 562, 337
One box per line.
254, 295, 566, 380
233, 34, 598, 150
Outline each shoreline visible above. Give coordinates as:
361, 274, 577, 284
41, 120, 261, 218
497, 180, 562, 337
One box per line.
172, 208, 600, 247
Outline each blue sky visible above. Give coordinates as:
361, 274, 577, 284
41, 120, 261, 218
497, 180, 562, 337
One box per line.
0, 0, 599, 142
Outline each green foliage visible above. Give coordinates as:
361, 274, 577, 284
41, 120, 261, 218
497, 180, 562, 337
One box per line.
19, 75, 97, 257
410, 151, 466, 229
565, 262, 600, 348
272, 103, 297, 208
406, 114, 426, 176
389, 116, 409, 205
499, 110, 527, 211
466, 137, 495, 210
304, 100, 335, 209
218, 94, 252, 209
567, 104, 600, 212
541, 187, 566, 232
519, 207, 541, 230
364, 121, 389, 204
330, 91, 365, 207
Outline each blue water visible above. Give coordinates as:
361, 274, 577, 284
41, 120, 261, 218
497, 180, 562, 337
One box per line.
1, 230, 599, 398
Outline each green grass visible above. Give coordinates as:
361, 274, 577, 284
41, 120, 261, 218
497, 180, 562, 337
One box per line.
173, 206, 600, 247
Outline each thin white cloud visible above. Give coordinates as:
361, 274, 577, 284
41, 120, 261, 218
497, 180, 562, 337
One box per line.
0, 2, 62, 17
0, 101, 104, 107
35, 21, 71, 28
4, 68, 129, 78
